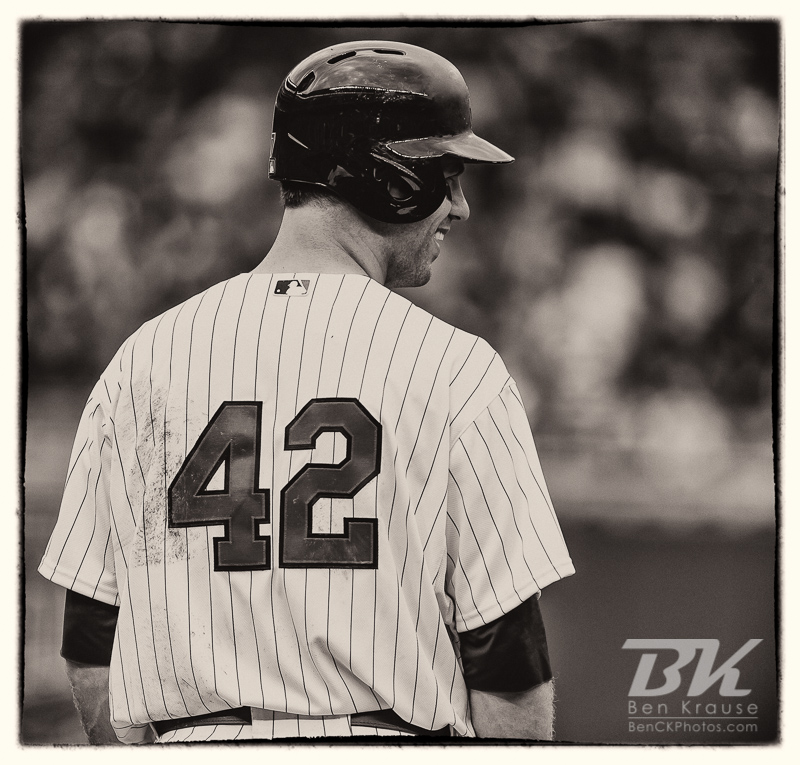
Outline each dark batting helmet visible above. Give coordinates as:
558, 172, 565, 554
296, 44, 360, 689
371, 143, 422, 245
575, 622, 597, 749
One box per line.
269, 40, 514, 224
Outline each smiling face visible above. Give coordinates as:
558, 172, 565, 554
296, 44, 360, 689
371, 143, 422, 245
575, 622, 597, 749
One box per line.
382, 157, 470, 288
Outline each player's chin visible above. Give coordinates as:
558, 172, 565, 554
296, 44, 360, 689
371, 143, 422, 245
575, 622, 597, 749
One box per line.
386, 261, 433, 289
408, 265, 433, 288
387, 272, 431, 289
415, 269, 432, 287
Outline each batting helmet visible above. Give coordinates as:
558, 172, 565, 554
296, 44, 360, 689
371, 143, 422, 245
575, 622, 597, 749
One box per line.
269, 40, 514, 224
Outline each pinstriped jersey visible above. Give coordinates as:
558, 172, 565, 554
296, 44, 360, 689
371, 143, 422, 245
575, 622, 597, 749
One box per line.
39, 272, 574, 740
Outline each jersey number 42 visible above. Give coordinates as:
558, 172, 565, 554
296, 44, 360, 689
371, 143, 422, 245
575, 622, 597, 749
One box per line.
168, 399, 381, 572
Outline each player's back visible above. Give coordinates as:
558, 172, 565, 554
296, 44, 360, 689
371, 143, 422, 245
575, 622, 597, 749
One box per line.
41, 271, 571, 738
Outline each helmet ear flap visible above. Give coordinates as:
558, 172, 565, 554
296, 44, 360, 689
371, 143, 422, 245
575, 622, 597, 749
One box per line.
330, 151, 447, 223
270, 119, 447, 223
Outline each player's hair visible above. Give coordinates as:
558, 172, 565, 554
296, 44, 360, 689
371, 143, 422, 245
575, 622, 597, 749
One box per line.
280, 181, 337, 209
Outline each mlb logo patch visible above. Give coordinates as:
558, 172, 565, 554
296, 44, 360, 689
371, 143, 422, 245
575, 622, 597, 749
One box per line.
275, 279, 310, 296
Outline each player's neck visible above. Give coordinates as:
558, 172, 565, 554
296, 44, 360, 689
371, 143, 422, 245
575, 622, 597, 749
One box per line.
252, 204, 388, 284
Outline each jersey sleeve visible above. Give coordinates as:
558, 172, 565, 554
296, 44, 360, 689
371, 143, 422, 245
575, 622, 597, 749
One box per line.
445, 381, 574, 633
38, 376, 119, 606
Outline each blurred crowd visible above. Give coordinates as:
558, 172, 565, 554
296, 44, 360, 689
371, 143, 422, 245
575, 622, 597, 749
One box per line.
22, 21, 778, 525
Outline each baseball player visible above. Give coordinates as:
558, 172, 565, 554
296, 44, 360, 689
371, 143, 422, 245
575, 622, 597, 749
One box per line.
39, 40, 575, 743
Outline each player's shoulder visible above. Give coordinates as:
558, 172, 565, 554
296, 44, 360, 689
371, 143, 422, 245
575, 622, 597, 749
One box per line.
129, 272, 248, 338
98, 274, 246, 383
376, 289, 516, 441
376, 283, 500, 362
374, 283, 511, 407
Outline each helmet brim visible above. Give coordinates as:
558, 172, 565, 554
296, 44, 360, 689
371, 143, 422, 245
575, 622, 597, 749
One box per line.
385, 131, 514, 164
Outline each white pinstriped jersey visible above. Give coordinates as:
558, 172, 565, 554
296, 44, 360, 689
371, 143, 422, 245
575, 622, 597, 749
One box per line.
39, 272, 574, 741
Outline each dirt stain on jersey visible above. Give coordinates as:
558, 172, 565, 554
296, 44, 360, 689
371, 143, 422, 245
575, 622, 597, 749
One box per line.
133, 477, 188, 568
128, 383, 217, 571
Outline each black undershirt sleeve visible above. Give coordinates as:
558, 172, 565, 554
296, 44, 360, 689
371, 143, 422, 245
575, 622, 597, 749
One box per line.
459, 595, 553, 693
61, 589, 120, 666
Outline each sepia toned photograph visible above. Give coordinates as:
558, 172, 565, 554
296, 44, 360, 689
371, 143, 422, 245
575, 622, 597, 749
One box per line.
20, 19, 779, 746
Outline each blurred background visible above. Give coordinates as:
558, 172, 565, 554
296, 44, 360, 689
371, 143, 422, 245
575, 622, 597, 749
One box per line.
21, 20, 778, 744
